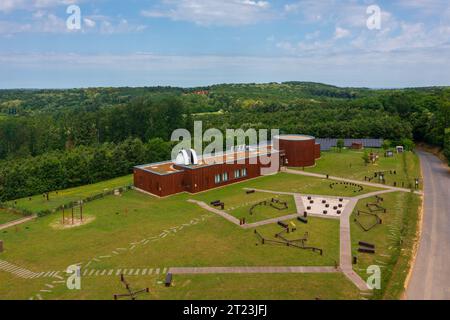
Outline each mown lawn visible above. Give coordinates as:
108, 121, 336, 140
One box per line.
303, 149, 421, 189
193, 172, 379, 203
0, 186, 340, 300
350, 191, 421, 299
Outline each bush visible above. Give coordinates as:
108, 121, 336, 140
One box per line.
444, 128, 450, 166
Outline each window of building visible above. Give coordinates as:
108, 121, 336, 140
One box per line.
241, 168, 247, 177
223, 172, 229, 182
215, 174, 221, 184
234, 169, 241, 179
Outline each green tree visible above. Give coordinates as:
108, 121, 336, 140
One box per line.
444, 128, 450, 166
336, 139, 345, 152
382, 139, 392, 150
362, 151, 370, 166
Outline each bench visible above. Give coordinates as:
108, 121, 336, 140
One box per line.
211, 200, 221, 206
297, 217, 308, 224
278, 221, 289, 229
246, 190, 255, 194
359, 241, 375, 249
358, 248, 375, 254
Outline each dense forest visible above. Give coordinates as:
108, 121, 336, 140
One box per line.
0, 82, 449, 201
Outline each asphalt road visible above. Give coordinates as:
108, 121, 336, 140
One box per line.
406, 151, 450, 300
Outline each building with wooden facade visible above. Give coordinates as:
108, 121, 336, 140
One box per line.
134, 134, 321, 197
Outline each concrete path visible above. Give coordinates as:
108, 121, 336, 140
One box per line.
285, 168, 423, 195
0, 215, 37, 231
244, 213, 301, 229
188, 200, 241, 226
338, 198, 369, 291
406, 151, 450, 300
169, 266, 339, 275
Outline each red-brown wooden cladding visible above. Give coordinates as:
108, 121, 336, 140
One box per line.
275, 137, 317, 167
135, 137, 320, 197
315, 143, 321, 159
134, 154, 279, 197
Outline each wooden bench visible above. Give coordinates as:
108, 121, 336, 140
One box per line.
278, 221, 289, 229
297, 217, 308, 224
358, 248, 375, 254
359, 241, 375, 249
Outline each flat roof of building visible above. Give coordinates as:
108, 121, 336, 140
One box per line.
274, 134, 315, 141
135, 145, 278, 175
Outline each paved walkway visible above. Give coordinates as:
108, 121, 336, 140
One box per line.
169, 266, 339, 275
285, 168, 423, 195
188, 200, 241, 226
0, 215, 37, 231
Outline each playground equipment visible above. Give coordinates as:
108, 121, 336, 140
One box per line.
250, 198, 288, 216
329, 182, 364, 193
354, 210, 382, 232
366, 203, 387, 213
62, 201, 83, 225
270, 198, 288, 210
113, 274, 149, 300
254, 225, 323, 255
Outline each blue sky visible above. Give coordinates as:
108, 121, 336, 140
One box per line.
0, 0, 449, 88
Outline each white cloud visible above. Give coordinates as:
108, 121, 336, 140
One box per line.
142, 0, 272, 26
334, 27, 350, 39
83, 17, 96, 28
0, 0, 79, 12
283, 0, 399, 30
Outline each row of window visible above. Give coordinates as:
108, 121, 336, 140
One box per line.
214, 168, 248, 184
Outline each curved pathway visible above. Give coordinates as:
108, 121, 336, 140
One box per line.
406, 151, 450, 300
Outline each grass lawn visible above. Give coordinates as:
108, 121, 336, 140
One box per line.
0, 209, 24, 225
9, 175, 133, 213
152, 273, 361, 300
350, 191, 421, 299
193, 173, 379, 204
303, 149, 421, 189
0, 182, 341, 300
0, 269, 361, 300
